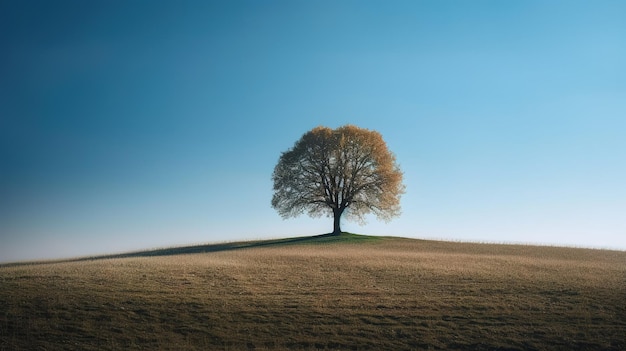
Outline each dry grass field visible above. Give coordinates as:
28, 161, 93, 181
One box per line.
1, 234, 625, 350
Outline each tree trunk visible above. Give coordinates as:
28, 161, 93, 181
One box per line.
332, 208, 343, 236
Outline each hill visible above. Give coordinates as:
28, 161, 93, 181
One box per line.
1, 234, 625, 350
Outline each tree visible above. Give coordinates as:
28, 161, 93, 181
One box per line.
272, 125, 405, 235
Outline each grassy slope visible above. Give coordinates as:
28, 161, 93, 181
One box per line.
1, 233, 625, 351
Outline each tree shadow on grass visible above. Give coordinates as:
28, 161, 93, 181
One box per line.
98, 233, 339, 259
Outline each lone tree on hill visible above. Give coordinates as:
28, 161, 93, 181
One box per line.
272, 125, 405, 235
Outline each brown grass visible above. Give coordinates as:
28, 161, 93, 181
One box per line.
1, 236, 625, 350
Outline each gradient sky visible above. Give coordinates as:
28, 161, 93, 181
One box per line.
1, 0, 625, 262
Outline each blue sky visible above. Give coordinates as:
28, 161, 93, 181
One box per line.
1, 0, 625, 262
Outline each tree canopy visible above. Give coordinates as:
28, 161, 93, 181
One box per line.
272, 125, 404, 235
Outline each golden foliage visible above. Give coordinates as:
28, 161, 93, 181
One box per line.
272, 125, 404, 230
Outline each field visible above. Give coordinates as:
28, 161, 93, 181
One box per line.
1, 234, 625, 350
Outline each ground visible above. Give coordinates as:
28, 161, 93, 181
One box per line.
1, 234, 625, 350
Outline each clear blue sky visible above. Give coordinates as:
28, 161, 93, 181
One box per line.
1, 0, 625, 262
